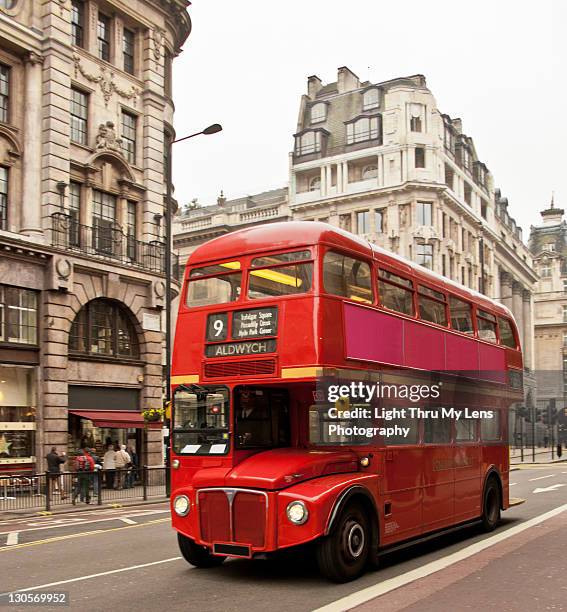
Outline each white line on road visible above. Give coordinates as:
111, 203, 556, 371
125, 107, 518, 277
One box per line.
119, 518, 136, 525
313, 502, 567, 612
0, 557, 182, 596
529, 474, 555, 481
6, 532, 18, 546
509, 483, 517, 486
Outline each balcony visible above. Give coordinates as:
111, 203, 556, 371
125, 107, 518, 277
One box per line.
50, 212, 174, 275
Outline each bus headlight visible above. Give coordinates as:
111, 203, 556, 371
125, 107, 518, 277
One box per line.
173, 495, 190, 516
286, 500, 308, 525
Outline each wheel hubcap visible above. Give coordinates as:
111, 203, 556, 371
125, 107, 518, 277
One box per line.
346, 522, 365, 558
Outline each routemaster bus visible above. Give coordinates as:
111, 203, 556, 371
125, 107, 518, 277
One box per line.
170, 221, 523, 582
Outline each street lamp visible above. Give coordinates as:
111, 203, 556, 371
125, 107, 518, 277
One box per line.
163, 123, 222, 490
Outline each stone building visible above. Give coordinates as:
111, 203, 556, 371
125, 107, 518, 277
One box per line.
289, 68, 538, 371
0, 0, 190, 472
529, 200, 567, 443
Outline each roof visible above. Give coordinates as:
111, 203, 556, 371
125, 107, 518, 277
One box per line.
188, 221, 512, 317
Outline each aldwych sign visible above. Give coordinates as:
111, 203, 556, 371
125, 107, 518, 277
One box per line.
205, 339, 277, 358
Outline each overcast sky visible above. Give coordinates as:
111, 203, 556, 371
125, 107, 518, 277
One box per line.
171, 0, 565, 237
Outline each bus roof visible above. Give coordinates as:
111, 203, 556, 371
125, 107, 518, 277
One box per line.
188, 221, 513, 319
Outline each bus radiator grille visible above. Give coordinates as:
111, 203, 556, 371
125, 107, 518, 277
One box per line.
198, 489, 266, 548
203, 359, 276, 378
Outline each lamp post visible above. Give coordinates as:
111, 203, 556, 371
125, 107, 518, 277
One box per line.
163, 123, 222, 492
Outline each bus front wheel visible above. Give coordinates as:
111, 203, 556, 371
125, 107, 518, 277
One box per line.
316, 503, 370, 583
481, 477, 501, 532
177, 533, 225, 568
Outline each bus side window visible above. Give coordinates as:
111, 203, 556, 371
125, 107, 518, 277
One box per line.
498, 317, 517, 348
449, 296, 474, 334
477, 309, 497, 343
424, 415, 452, 443
378, 269, 414, 316
481, 410, 500, 441
323, 251, 373, 304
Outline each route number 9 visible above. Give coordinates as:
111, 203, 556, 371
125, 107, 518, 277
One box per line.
206, 313, 228, 341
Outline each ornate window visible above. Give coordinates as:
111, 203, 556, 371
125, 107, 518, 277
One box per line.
70, 299, 139, 359
123, 28, 135, 74
0, 64, 9, 123
92, 190, 117, 254
0, 166, 7, 231
97, 13, 111, 62
346, 116, 381, 144
71, 1, 84, 48
362, 88, 379, 111
0, 285, 38, 345
310, 103, 327, 124
70, 88, 88, 145
121, 110, 137, 164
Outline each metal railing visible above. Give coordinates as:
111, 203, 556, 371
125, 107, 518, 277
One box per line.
0, 467, 168, 513
50, 212, 177, 274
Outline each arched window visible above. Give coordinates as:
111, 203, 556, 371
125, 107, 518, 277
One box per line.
362, 165, 377, 179
310, 103, 327, 124
362, 88, 379, 111
309, 176, 321, 191
70, 299, 139, 359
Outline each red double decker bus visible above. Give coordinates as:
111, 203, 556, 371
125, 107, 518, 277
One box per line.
170, 221, 523, 582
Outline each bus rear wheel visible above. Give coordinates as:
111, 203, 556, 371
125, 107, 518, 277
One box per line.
177, 533, 225, 568
316, 503, 370, 583
481, 477, 501, 532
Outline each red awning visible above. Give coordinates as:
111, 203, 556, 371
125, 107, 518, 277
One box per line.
68, 410, 162, 429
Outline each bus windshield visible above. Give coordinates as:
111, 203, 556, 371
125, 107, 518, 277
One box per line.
172, 386, 229, 455
186, 262, 241, 307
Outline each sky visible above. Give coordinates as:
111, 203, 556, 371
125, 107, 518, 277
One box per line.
171, 0, 566, 237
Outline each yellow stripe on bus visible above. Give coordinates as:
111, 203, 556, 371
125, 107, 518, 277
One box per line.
171, 374, 199, 385
281, 367, 321, 379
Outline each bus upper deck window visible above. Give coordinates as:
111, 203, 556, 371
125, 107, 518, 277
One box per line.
498, 317, 517, 348
248, 250, 313, 299
449, 296, 473, 334
418, 285, 447, 326
186, 261, 241, 307
378, 269, 414, 315
477, 309, 497, 343
323, 251, 373, 304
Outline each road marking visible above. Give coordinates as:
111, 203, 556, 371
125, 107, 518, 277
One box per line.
313, 502, 567, 612
533, 484, 566, 494
120, 517, 136, 525
6, 532, 18, 546
0, 518, 169, 552
509, 483, 517, 486
529, 474, 555, 481
0, 556, 182, 596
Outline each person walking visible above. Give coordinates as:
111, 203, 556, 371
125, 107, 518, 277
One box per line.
126, 445, 138, 488
103, 444, 116, 489
114, 444, 131, 490
46, 447, 68, 500
90, 448, 102, 498
72, 447, 95, 504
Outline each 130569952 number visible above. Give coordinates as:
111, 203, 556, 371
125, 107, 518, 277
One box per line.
0, 592, 69, 607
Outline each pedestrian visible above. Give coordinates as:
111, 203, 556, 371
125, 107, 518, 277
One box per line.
72, 447, 95, 505
90, 448, 102, 498
46, 447, 68, 500
126, 445, 137, 488
103, 444, 116, 489
114, 444, 131, 490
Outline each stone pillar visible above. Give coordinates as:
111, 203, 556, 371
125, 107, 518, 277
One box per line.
512, 281, 524, 348
500, 271, 513, 311
522, 290, 533, 370
342, 161, 349, 190
326, 165, 332, 192
21, 52, 44, 238
337, 163, 343, 193
320, 166, 326, 197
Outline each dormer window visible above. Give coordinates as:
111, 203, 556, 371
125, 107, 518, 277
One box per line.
295, 130, 322, 156
362, 88, 379, 111
310, 103, 327, 124
346, 115, 381, 145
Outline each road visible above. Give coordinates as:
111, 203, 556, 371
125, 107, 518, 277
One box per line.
0, 465, 566, 611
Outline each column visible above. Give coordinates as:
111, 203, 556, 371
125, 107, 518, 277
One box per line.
337, 163, 343, 194
522, 290, 533, 370
326, 165, 332, 193
500, 271, 513, 311
512, 281, 524, 348
21, 52, 44, 238
342, 161, 349, 191
319, 166, 326, 197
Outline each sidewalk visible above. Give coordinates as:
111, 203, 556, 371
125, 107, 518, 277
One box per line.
510, 447, 567, 465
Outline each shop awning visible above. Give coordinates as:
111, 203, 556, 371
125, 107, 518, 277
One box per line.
68, 410, 162, 429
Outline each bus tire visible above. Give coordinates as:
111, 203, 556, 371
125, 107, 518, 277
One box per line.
177, 533, 225, 568
481, 476, 501, 532
316, 503, 369, 583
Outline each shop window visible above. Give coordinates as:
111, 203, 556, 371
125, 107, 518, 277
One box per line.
70, 299, 139, 359
0, 285, 38, 345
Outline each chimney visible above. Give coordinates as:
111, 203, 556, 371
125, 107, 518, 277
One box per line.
307, 75, 322, 99
337, 66, 360, 93
217, 190, 226, 207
